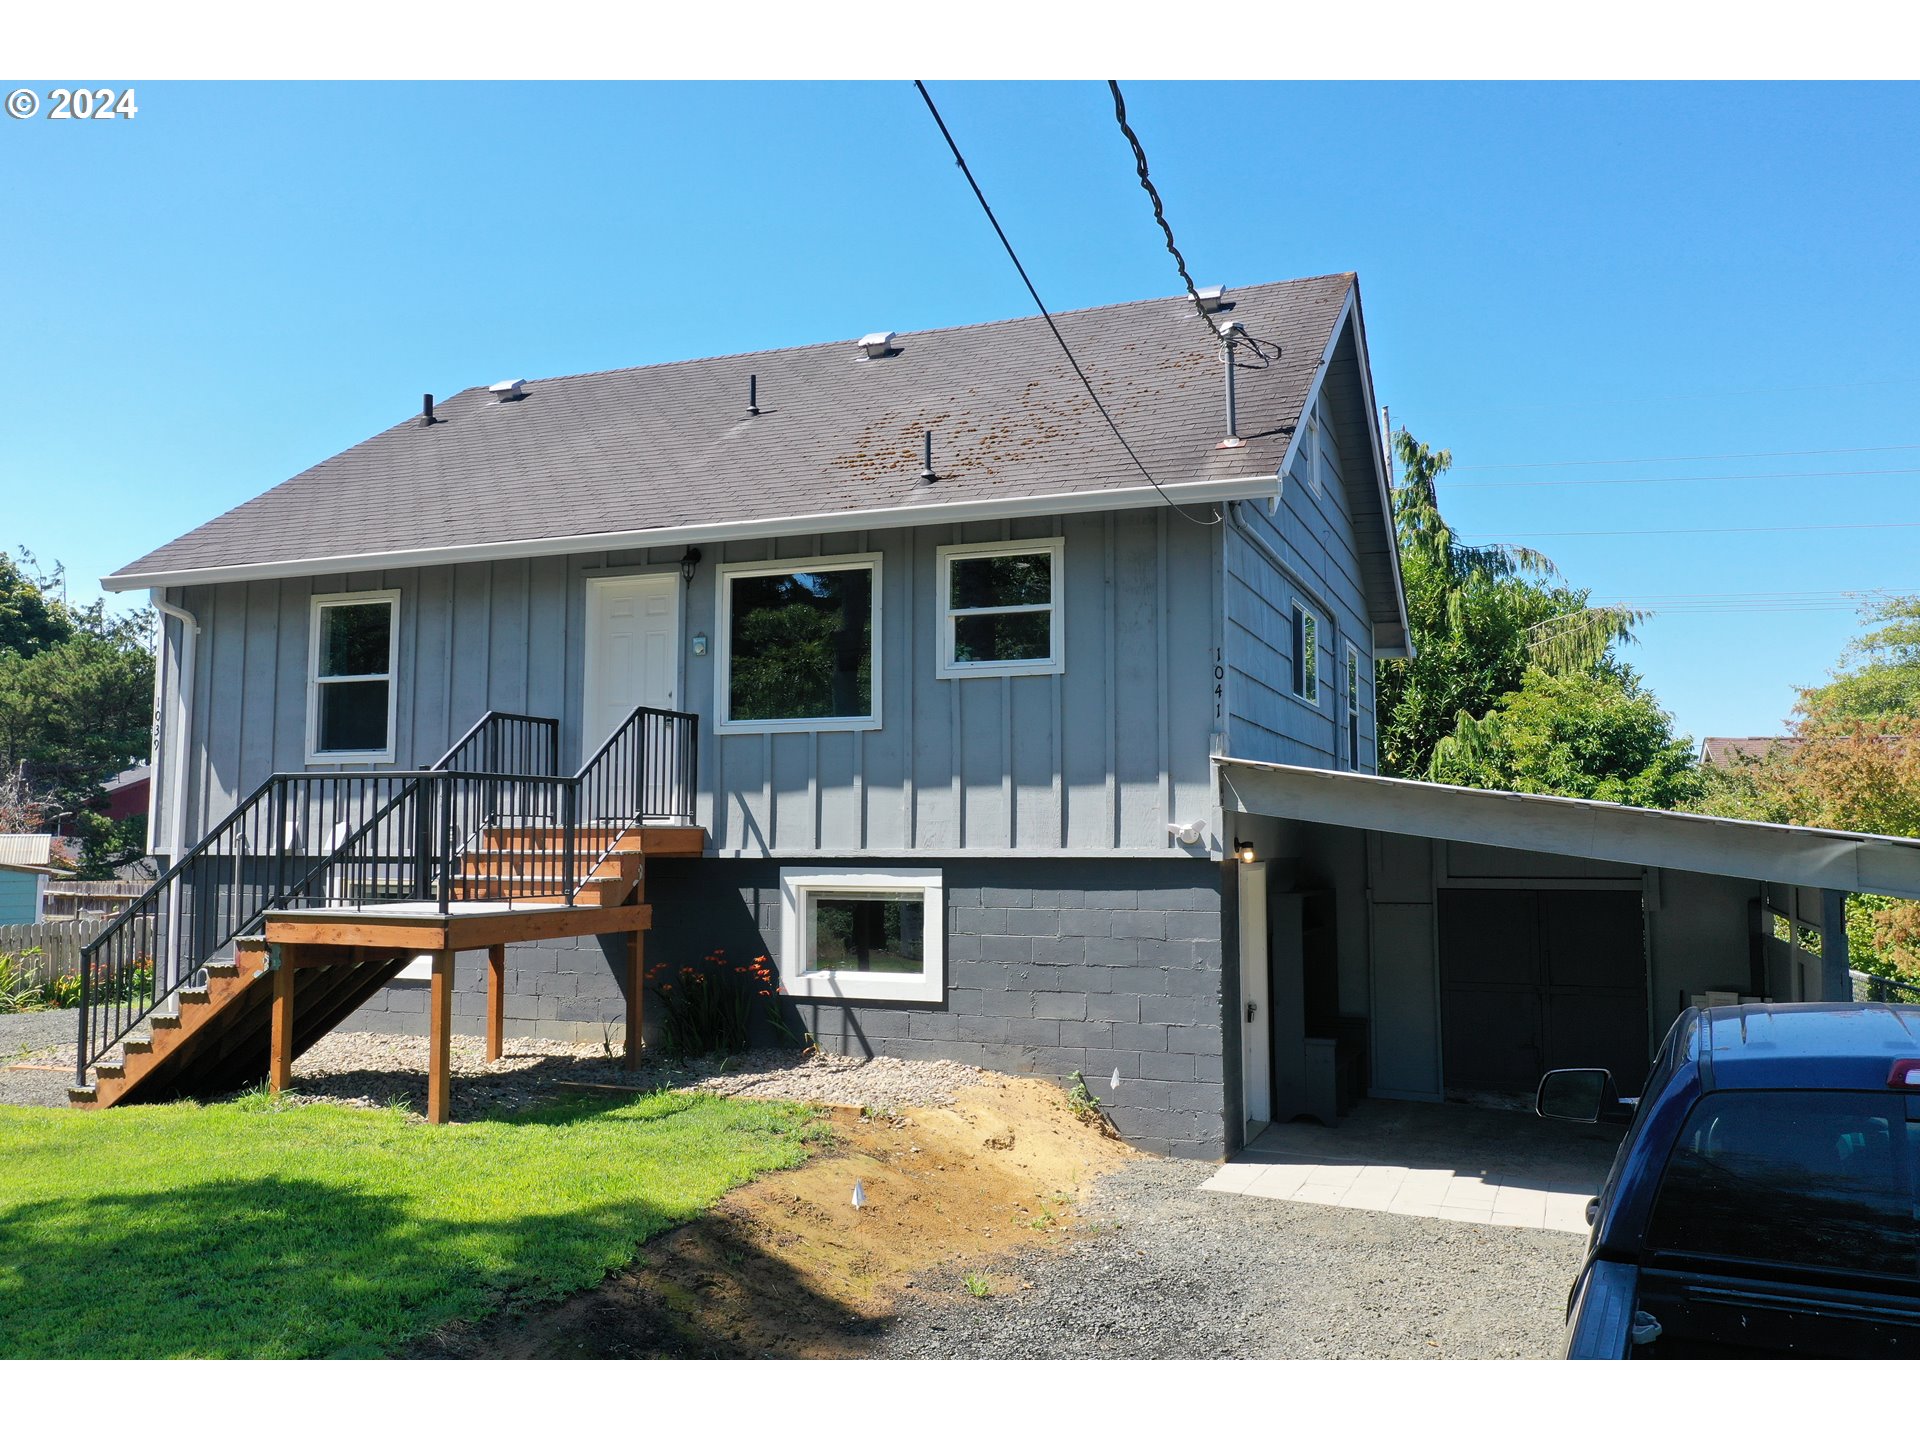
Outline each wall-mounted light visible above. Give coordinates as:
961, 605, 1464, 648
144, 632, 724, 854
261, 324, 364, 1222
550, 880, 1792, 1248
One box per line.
1234, 837, 1257, 864
679, 546, 702, 585
691, 632, 709, 658
1168, 821, 1205, 845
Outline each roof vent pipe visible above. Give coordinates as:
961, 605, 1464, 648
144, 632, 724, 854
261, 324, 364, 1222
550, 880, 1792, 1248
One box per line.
748, 373, 760, 416
422, 393, 435, 426
1217, 320, 1248, 450
921, 430, 936, 482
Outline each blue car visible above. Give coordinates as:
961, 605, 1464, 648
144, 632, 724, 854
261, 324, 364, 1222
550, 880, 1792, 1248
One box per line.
1537, 1003, 1920, 1359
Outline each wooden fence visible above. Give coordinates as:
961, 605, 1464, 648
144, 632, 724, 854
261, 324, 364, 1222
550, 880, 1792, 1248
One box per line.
0, 919, 117, 986
42, 881, 149, 922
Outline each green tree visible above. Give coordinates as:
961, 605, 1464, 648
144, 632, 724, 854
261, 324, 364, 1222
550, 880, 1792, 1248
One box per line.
1429, 668, 1700, 808
1803, 594, 1920, 720
1376, 429, 1685, 804
0, 554, 154, 876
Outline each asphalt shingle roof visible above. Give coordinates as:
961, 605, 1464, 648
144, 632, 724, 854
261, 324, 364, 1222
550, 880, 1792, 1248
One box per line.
109, 274, 1365, 586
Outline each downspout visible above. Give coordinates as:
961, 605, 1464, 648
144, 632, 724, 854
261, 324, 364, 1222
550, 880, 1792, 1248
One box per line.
150, 590, 197, 993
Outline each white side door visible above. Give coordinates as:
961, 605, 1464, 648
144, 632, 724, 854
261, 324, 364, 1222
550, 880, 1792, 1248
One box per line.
1238, 860, 1272, 1144
583, 575, 681, 759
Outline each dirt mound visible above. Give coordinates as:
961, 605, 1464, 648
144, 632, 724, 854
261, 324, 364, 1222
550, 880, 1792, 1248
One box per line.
423, 1074, 1134, 1358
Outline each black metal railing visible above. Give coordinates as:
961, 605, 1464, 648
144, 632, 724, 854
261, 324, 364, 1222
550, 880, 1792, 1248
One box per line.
74, 706, 696, 1085
1852, 969, 1920, 1005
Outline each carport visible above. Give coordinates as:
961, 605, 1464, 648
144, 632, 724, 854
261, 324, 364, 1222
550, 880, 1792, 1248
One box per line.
1215, 759, 1920, 1151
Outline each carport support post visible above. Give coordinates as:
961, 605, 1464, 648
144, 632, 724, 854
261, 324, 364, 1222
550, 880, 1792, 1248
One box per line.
1820, 889, 1851, 1001
428, 949, 455, 1124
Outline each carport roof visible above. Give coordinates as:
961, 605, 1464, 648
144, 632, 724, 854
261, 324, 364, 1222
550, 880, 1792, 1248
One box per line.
1218, 758, 1920, 902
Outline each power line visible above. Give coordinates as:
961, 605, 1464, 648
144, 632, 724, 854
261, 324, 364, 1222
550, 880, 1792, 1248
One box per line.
1107, 81, 1217, 347
1450, 442, 1920, 472
1445, 465, 1920, 490
1483, 519, 1920, 539
912, 81, 1221, 527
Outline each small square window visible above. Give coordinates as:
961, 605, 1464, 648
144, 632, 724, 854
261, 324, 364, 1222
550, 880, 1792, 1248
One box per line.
308, 591, 397, 761
936, 539, 1064, 679
1290, 601, 1320, 704
779, 867, 944, 1002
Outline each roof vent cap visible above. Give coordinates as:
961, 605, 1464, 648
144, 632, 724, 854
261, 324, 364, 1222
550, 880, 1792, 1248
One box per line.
489, 378, 528, 403
1196, 285, 1229, 313
858, 332, 898, 360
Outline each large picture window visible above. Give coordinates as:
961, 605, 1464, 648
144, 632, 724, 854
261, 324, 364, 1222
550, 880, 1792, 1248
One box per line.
935, 538, 1065, 678
779, 867, 944, 1002
716, 556, 880, 732
307, 591, 398, 761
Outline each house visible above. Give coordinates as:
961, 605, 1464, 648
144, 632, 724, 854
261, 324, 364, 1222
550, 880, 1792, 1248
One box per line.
85, 272, 1920, 1157
0, 835, 58, 925
1698, 736, 1800, 767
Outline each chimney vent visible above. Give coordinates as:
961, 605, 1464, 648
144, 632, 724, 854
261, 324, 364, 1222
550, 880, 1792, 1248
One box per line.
422, 393, 435, 426
489, 378, 527, 403
858, 331, 898, 361
1196, 285, 1229, 313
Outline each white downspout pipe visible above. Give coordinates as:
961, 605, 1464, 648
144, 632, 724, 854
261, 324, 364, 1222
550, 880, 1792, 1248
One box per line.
150, 590, 197, 992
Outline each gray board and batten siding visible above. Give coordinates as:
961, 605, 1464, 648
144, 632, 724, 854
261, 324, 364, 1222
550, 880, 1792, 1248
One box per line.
154, 508, 1228, 861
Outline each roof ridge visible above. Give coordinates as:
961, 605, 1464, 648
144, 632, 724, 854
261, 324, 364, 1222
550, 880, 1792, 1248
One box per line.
457, 272, 1357, 395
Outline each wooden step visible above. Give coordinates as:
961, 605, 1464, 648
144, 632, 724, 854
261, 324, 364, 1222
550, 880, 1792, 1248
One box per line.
447, 874, 634, 907
460, 851, 640, 885
480, 826, 638, 854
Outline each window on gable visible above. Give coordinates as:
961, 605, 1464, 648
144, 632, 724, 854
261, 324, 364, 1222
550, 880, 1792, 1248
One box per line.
716, 557, 880, 732
1345, 642, 1362, 769
779, 867, 945, 1003
308, 592, 398, 760
936, 539, 1064, 678
1290, 601, 1320, 704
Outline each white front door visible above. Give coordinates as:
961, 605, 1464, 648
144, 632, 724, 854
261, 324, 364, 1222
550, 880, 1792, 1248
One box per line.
583, 575, 681, 758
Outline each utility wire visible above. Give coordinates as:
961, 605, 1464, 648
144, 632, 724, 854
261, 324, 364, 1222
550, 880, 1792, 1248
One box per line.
913, 81, 1221, 526
1451, 442, 1920, 472
1107, 80, 1280, 370
1446, 465, 1920, 490
1483, 519, 1920, 539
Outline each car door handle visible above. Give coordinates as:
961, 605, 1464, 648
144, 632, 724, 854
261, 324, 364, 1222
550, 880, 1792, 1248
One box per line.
1586, 1198, 1600, 1227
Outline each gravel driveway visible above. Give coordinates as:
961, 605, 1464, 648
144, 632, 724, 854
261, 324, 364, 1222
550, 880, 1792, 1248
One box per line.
0, 1010, 77, 1108
875, 1154, 1586, 1359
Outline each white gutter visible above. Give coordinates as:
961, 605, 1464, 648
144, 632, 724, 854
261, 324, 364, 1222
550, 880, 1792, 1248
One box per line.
149, 591, 197, 994
100, 474, 1284, 593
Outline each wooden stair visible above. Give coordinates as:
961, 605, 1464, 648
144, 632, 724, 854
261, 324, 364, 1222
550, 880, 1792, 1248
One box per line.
68, 941, 409, 1109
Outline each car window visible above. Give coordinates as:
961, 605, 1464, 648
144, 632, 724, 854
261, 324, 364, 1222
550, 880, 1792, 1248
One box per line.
1645, 1091, 1917, 1279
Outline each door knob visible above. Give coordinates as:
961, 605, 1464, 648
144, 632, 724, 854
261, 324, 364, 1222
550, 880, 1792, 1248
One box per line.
1246, 1001, 1258, 1023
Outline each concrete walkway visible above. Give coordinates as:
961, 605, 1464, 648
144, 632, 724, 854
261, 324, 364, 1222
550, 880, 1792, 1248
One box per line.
1201, 1098, 1620, 1233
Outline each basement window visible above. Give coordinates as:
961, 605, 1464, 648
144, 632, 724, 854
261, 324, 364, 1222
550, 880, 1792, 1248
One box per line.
935, 538, 1065, 679
779, 867, 945, 1003
307, 591, 398, 762
715, 556, 881, 732
1290, 601, 1320, 705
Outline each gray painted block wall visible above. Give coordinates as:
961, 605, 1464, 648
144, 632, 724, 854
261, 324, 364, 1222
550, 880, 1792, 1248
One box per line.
344, 855, 1233, 1160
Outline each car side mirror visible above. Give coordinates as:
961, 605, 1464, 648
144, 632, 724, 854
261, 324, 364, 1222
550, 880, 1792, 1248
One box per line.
1537, 1068, 1632, 1126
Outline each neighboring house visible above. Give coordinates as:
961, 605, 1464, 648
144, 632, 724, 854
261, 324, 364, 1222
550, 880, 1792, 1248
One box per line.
0, 835, 57, 925
89, 272, 1920, 1157
1699, 736, 1801, 767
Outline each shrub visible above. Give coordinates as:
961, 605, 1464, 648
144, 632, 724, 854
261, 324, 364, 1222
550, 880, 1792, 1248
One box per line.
0, 949, 48, 1013
648, 949, 793, 1058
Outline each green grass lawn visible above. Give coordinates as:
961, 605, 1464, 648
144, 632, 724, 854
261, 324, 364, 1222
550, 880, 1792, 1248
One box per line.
0, 1089, 820, 1358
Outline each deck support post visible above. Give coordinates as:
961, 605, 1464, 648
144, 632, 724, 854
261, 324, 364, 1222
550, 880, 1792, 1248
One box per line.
428, 948, 455, 1123
625, 929, 644, 1071
486, 944, 506, 1062
269, 948, 296, 1094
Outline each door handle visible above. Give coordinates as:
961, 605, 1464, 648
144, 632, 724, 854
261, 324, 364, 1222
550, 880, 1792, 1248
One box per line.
1246, 1001, 1258, 1023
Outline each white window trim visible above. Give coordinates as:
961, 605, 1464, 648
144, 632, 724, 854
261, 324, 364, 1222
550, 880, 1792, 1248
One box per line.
305, 589, 399, 764
1290, 599, 1321, 707
779, 866, 944, 1003
934, 537, 1066, 680
1344, 640, 1362, 770
713, 554, 883, 734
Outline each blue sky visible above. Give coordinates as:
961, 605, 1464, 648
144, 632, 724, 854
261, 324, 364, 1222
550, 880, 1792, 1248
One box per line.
2, 80, 1914, 743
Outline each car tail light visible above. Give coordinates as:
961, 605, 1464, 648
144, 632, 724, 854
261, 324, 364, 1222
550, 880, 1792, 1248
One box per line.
1889, 1060, 1920, 1088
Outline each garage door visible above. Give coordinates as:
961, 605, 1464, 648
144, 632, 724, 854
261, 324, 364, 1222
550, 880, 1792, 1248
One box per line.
1438, 889, 1648, 1096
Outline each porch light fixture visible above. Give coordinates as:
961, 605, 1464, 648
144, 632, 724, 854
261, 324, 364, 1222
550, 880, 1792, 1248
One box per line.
1168, 820, 1205, 845
1234, 837, 1257, 864
679, 547, 702, 585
